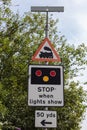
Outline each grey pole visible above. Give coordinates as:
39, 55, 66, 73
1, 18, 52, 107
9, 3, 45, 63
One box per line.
31, 6, 64, 38
45, 10, 48, 38
31, 6, 64, 130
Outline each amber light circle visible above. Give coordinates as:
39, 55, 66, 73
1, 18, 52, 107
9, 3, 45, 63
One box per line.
35, 70, 42, 77
50, 70, 56, 77
43, 76, 49, 82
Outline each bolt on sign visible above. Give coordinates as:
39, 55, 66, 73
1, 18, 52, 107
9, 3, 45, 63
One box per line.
28, 65, 64, 106
32, 38, 61, 62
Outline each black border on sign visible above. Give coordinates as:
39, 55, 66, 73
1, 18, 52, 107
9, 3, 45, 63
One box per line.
28, 64, 64, 107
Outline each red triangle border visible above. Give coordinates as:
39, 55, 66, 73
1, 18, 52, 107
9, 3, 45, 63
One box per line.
32, 38, 61, 62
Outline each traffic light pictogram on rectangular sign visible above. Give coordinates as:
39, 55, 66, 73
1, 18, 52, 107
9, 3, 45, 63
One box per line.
31, 67, 61, 85
28, 65, 64, 106
29, 65, 63, 86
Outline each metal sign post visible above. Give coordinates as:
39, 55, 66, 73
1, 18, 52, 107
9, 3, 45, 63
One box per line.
45, 10, 48, 38
31, 6, 64, 130
31, 6, 64, 38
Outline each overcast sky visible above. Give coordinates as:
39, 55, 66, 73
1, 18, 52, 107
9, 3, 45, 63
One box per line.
11, 0, 87, 46
11, 0, 87, 130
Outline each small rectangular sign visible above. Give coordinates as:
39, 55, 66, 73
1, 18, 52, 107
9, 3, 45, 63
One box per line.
35, 110, 57, 128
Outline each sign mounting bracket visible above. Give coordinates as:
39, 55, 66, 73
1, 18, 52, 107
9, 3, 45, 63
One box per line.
31, 6, 64, 38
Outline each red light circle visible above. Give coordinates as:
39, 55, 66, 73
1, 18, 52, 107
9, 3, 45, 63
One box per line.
35, 70, 42, 77
50, 70, 56, 77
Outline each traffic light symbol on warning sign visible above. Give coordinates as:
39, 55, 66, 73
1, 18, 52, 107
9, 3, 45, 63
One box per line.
30, 66, 61, 85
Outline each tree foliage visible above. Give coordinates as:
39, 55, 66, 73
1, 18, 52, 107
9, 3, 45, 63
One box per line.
0, 1, 87, 130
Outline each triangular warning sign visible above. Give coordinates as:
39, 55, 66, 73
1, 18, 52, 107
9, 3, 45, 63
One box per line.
32, 38, 61, 62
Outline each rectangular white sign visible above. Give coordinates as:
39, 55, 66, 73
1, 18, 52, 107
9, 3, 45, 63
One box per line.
28, 65, 64, 106
35, 110, 57, 128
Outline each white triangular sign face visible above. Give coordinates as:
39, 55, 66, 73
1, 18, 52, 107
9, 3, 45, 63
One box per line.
32, 38, 61, 62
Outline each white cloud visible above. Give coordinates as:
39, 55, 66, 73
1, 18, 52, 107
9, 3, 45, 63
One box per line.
72, 0, 86, 4
56, 0, 87, 45
76, 13, 87, 31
